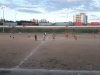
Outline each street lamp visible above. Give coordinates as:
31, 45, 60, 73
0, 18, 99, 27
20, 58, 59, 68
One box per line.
14, 12, 17, 22
67, 13, 68, 22
1, 6, 5, 32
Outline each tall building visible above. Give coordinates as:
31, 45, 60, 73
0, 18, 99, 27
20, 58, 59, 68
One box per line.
73, 13, 87, 24
40, 19, 47, 23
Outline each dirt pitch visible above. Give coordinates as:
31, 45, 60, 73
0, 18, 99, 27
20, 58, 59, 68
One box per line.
0, 33, 100, 75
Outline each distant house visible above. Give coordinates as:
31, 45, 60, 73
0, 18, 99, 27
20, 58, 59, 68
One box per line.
21, 22, 36, 26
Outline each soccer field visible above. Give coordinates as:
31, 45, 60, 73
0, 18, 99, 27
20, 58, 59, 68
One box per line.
0, 33, 100, 75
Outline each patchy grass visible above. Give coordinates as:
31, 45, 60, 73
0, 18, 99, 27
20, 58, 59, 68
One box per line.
46, 58, 72, 69
61, 63, 68, 67
0, 70, 10, 74
8, 53, 17, 55
46, 58, 61, 65
40, 62, 44, 67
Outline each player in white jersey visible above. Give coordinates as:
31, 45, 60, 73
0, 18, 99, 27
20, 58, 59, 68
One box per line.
28, 33, 30, 38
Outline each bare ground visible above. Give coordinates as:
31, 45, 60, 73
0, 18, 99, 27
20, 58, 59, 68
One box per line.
0, 33, 100, 75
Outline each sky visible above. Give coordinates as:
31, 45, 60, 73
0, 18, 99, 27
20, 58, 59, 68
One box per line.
0, 0, 100, 23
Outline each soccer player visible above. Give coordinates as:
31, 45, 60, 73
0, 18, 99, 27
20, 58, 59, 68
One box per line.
74, 34, 77, 40
34, 35, 37, 41
10, 32, 12, 38
93, 34, 96, 38
44, 32, 46, 36
52, 34, 55, 41
65, 33, 68, 39
43, 34, 45, 41
19, 32, 20, 35
13, 33, 14, 39
28, 33, 30, 38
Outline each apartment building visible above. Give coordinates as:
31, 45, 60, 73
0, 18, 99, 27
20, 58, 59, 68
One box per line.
73, 13, 87, 24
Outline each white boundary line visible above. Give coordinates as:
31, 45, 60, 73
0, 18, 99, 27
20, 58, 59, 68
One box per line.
16, 36, 49, 68
0, 36, 100, 74
0, 68, 100, 74
16, 41, 45, 68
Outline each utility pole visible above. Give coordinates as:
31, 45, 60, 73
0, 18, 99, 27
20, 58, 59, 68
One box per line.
14, 12, 17, 22
67, 13, 68, 22
1, 6, 5, 32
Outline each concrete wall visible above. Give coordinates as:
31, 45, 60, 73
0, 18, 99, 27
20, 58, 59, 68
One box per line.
4, 22, 17, 26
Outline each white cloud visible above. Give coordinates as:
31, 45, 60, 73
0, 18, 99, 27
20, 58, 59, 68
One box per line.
75, 5, 85, 10
66, 0, 88, 2
0, 0, 100, 22
92, 0, 100, 7
86, 11, 100, 22
0, 0, 11, 4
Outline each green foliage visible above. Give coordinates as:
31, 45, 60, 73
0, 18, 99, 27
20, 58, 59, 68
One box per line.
0, 27, 99, 33
81, 29, 98, 33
